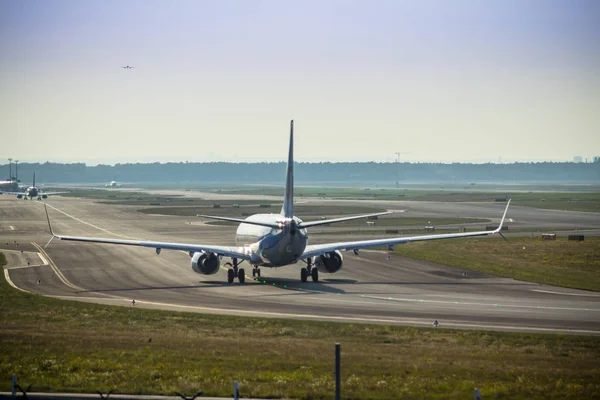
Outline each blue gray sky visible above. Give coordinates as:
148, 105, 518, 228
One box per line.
1, 0, 599, 164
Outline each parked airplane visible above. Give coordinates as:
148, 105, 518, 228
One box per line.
45, 120, 511, 283
0, 179, 18, 192
105, 181, 122, 188
15, 172, 68, 200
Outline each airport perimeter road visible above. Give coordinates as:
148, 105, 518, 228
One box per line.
1, 196, 600, 335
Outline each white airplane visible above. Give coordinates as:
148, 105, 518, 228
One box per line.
105, 181, 121, 188
45, 120, 511, 284
16, 172, 68, 200
121, 65, 134, 69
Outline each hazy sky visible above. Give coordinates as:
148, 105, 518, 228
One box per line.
1, 0, 599, 164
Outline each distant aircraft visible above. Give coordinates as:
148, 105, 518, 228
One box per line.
15, 172, 68, 200
121, 65, 134, 69
45, 120, 511, 284
0, 179, 18, 193
105, 181, 122, 188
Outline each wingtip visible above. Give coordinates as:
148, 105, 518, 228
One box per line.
44, 204, 55, 236
494, 198, 511, 233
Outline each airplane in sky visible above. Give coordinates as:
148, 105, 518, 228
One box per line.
121, 65, 134, 69
105, 181, 122, 188
45, 120, 511, 284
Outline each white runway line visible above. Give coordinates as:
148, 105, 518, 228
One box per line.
3, 269, 31, 293
10, 226, 15, 230
32, 242, 86, 292
51, 294, 600, 335
533, 289, 600, 297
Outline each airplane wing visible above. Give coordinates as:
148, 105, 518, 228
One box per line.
301, 200, 511, 259
44, 205, 251, 261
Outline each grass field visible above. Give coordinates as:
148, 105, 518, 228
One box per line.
211, 187, 600, 212
391, 236, 600, 292
59, 187, 600, 212
1, 252, 600, 399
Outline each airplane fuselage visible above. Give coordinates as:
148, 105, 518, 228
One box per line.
235, 214, 308, 267
26, 186, 38, 197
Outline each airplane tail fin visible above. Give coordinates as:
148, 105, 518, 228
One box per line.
281, 120, 294, 218
33, 171, 36, 187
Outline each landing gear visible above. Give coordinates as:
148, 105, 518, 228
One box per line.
226, 258, 245, 284
300, 267, 308, 282
300, 258, 318, 282
311, 267, 319, 282
252, 266, 261, 278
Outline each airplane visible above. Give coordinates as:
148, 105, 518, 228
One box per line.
15, 172, 68, 200
105, 181, 122, 188
121, 65, 134, 69
0, 179, 18, 193
45, 120, 511, 284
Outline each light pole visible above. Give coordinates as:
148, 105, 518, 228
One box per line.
8, 158, 12, 180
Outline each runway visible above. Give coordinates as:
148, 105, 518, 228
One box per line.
1, 195, 600, 335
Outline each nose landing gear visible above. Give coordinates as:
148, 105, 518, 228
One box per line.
252, 265, 261, 278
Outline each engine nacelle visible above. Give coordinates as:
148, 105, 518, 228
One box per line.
42, 194, 48, 199
313, 250, 344, 273
191, 252, 220, 275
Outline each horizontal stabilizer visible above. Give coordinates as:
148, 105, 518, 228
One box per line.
198, 215, 281, 229
298, 211, 392, 228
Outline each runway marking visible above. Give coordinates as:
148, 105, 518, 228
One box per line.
32, 242, 86, 292
3, 269, 31, 294
10, 226, 15, 230
6, 264, 46, 270
533, 289, 600, 297
44, 202, 136, 240
51, 295, 600, 335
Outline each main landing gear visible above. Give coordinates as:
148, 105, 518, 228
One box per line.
252, 265, 261, 278
300, 258, 318, 283
225, 258, 245, 284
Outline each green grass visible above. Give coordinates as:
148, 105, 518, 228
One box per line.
1, 252, 600, 399
211, 187, 600, 212
391, 236, 600, 292
60, 187, 600, 212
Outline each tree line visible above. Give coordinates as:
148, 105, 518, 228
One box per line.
1, 161, 599, 184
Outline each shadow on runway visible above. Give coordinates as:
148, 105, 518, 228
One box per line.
73, 276, 537, 296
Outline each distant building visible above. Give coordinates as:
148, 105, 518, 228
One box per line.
594, 156, 600, 163
573, 156, 583, 163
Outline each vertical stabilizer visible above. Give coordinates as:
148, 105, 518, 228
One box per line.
33, 171, 35, 187
281, 120, 294, 218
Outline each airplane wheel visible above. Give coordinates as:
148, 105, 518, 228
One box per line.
257, 268, 261, 278
311, 268, 319, 282
300, 267, 308, 282
227, 269, 235, 284
252, 269, 256, 277
238, 268, 245, 283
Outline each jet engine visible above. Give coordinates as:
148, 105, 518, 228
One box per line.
313, 250, 344, 273
191, 252, 220, 275
42, 194, 48, 199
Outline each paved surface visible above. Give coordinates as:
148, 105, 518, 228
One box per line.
1, 196, 600, 335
